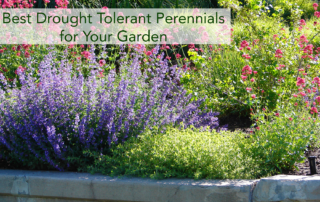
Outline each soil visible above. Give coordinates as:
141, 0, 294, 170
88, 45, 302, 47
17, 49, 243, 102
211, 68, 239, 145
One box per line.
284, 147, 320, 175
219, 112, 254, 134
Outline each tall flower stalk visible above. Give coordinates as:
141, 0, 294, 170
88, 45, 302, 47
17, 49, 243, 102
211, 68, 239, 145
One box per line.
0, 46, 221, 171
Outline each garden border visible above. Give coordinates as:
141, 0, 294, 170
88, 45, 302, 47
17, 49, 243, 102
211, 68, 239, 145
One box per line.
0, 169, 320, 202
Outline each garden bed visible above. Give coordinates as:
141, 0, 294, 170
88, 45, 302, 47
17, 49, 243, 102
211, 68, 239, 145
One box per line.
1, 0, 320, 183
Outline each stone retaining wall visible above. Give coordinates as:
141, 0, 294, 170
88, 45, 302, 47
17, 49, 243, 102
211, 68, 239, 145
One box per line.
0, 169, 320, 202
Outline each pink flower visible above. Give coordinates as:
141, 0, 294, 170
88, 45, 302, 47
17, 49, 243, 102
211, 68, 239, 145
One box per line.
300, 91, 306, 96
253, 71, 257, 74
289, 117, 293, 121
307, 89, 312, 93
293, 94, 298, 97
311, 107, 318, 114
176, 53, 181, 59
275, 113, 279, 117
240, 40, 249, 48
315, 11, 320, 18
97, 71, 104, 78
275, 49, 283, 54
250, 78, 255, 82
242, 54, 251, 59
146, 51, 152, 56
256, 126, 260, 130
241, 75, 247, 81
251, 94, 256, 99
188, 44, 195, 49
242, 65, 252, 75
316, 96, 320, 103
24, 51, 30, 58
80, 45, 85, 48
314, 3, 319, 10
99, 59, 105, 67
314, 77, 320, 84
81, 51, 91, 59
300, 19, 306, 26
247, 47, 251, 50
0, 49, 3, 53
262, 108, 266, 111
246, 87, 252, 91
294, 102, 298, 106
296, 77, 305, 86
15, 66, 26, 74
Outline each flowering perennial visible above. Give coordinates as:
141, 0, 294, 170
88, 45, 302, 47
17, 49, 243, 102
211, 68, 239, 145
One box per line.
0, 46, 221, 171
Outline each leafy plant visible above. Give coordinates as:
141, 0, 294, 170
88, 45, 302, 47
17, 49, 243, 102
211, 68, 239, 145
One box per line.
86, 126, 259, 179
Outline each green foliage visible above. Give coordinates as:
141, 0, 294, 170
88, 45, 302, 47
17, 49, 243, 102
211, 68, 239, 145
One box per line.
85, 116, 320, 179
85, 126, 260, 179
179, 2, 320, 116
250, 106, 320, 175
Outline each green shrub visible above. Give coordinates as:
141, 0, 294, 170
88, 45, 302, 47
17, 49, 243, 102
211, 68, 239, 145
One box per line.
250, 106, 320, 175
86, 126, 261, 179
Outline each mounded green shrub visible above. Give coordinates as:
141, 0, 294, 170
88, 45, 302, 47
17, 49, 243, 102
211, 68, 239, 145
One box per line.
86, 126, 261, 179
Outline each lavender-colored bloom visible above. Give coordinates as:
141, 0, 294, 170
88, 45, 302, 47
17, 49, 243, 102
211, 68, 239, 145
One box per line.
0, 46, 222, 171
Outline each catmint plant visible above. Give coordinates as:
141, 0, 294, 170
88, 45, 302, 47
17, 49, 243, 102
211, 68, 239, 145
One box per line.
0, 45, 222, 171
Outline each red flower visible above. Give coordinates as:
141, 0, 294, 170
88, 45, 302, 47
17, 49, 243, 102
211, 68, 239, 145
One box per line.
241, 75, 247, 81
311, 107, 318, 114
314, 77, 320, 84
240, 40, 249, 48
300, 19, 306, 26
242, 65, 252, 75
24, 51, 30, 58
146, 51, 152, 56
99, 59, 105, 67
296, 77, 305, 86
15, 66, 26, 74
300, 91, 306, 96
81, 51, 91, 59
